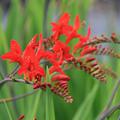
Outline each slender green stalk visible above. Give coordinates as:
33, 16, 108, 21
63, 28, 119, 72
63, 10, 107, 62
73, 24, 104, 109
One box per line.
45, 67, 55, 120
4, 101, 13, 120
25, 90, 42, 120
45, 88, 55, 120
73, 83, 99, 120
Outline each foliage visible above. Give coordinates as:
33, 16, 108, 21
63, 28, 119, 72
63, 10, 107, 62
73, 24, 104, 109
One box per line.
0, 0, 120, 120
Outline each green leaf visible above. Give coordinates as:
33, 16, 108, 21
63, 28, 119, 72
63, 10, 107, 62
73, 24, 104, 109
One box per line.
24, 90, 41, 120
45, 67, 55, 120
4, 101, 13, 120
73, 83, 99, 120
0, 24, 8, 53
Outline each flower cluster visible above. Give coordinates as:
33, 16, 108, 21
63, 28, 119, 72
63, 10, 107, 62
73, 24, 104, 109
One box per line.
2, 13, 119, 103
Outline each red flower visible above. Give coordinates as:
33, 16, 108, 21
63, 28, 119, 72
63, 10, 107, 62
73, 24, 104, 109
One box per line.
53, 40, 73, 62
1, 13, 99, 103
1, 40, 22, 63
18, 55, 44, 81
1, 35, 45, 84
51, 13, 72, 41
65, 15, 81, 44
18, 35, 45, 81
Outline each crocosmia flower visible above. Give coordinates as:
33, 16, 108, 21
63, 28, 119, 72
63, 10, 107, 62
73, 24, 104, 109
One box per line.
1, 13, 108, 103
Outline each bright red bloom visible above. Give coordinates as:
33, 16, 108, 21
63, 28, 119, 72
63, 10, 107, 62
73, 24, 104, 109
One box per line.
1, 13, 99, 103
1, 40, 22, 63
53, 40, 73, 62
1, 35, 45, 85
18, 46, 45, 80
65, 15, 81, 44
17, 35, 45, 82
51, 13, 72, 41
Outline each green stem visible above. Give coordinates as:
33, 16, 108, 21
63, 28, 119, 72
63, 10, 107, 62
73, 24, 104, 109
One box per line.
45, 88, 55, 120
44, 67, 55, 120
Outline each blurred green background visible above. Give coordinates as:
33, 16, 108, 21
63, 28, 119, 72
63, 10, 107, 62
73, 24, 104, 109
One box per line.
0, 0, 120, 120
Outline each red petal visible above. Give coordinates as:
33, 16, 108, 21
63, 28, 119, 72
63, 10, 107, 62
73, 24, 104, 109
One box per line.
1, 52, 14, 60
58, 49, 63, 65
51, 23, 59, 31
59, 13, 70, 24
87, 26, 91, 38
37, 67, 45, 76
1, 52, 22, 63
18, 66, 27, 75
27, 34, 38, 49
49, 65, 64, 74
23, 45, 35, 59
74, 15, 80, 30
73, 41, 81, 53
39, 34, 43, 48
10, 40, 22, 54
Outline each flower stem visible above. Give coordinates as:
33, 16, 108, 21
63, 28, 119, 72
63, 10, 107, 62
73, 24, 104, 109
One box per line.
0, 77, 33, 87
99, 103, 120, 119
44, 67, 55, 120
0, 90, 38, 103
99, 79, 120, 120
